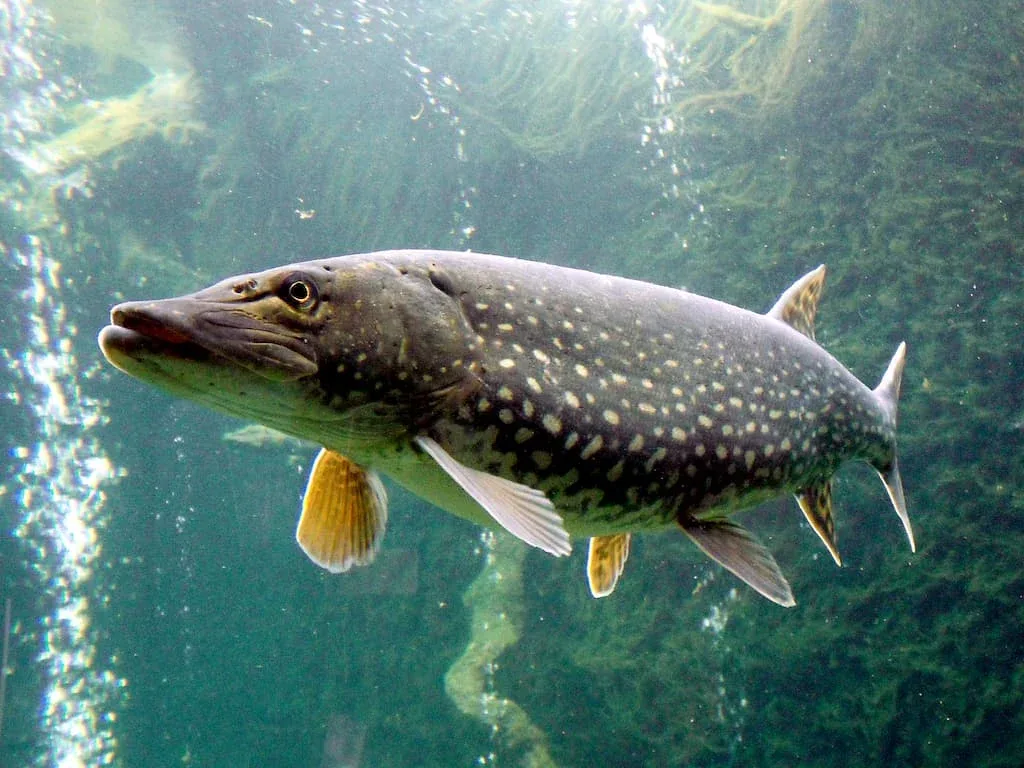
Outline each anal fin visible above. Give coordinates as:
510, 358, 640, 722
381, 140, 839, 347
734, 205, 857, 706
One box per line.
680, 517, 795, 607
796, 480, 842, 566
587, 533, 631, 598
414, 436, 571, 556
296, 448, 388, 572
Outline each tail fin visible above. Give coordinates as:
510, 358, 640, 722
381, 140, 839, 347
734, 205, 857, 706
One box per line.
872, 342, 915, 552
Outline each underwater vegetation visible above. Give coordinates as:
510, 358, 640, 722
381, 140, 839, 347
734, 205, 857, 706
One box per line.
2, 0, 1020, 765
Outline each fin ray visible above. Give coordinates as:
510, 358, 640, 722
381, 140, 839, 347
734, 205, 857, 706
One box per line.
297, 448, 388, 572
796, 480, 841, 566
767, 264, 826, 340
681, 517, 795, 607
587, 534, 631, 598
415, 436, 571, 556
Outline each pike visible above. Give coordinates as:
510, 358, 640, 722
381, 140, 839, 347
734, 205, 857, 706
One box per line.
98, 250, 914, 606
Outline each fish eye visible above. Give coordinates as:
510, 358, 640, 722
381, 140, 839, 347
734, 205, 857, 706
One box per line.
280, 273, 318, 311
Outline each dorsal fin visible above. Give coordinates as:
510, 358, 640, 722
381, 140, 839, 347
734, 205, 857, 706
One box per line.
767, 265, 826, 340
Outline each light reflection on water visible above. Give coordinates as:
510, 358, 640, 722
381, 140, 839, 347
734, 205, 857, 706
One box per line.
3, 1, 126, 764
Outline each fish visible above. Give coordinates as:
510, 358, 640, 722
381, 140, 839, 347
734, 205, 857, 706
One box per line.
98, 249, 914, 606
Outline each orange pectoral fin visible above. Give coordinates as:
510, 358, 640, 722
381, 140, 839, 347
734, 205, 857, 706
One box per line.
296, 448, 388, 572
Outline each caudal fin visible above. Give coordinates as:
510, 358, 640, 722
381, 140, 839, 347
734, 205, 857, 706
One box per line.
872, 342, 915, 552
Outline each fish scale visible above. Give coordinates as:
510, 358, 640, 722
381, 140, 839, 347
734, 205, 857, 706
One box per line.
98, 249, 913, 606
425, 254, 890, 524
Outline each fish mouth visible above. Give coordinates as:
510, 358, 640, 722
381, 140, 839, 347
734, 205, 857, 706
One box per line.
99, 297, 318, 383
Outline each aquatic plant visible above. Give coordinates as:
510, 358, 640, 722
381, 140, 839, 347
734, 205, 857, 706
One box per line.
16, 71, 203, 178
445, 532, 557, 767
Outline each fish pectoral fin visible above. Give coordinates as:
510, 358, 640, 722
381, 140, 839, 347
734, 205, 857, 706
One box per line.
796, 480, 842, 566
587, 533, 632, 598
296, 448, 388, 572
766, 264, 826, 340
680, 517, 795, 607
414, 436, 571, 557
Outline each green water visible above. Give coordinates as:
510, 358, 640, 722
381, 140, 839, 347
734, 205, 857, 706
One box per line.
1, 1, 1021, 766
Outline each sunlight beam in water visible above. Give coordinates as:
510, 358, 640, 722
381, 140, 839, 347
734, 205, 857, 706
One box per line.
3, 2, 127, 763
7, 237, 126, 768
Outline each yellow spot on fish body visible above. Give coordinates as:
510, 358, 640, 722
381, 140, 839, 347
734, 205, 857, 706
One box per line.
499, 358, 516, 369
698, 415, 713, 428
499, 409, 515, 424
477, 398, 491, 412
575, 364, 589, 378
607, 461, 624, 482
498, 323, 514, 332
565, 432, 579, 450
498, 386, 515, 402
744, 450, 756, 470
542, 414, 563, 435
532, 451, 552, 470
629, 434, 645, 452
729, 397, 744, 409
638, 403, 656, 415
475, 302, 489, 311
603, 410, 621, 426
565, 391, 581, 408
581, 435, 603, 459
527, 377, 543, 394
515, 428, 534, 443
612, 373, 628, 386
722, 424, 735, 436
642, 378, 654, 389
523, 400, 535, 418
533, 349, 550, 364
780, 438, 792, 451
716, 444, 729, 460
645, 447, 667, 472
672, 426, 687, 441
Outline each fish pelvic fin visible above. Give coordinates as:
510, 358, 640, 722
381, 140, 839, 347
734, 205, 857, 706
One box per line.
872, 341, 915, 552
680, 517, 796, 607
297, 448, 388, 572
587, 533, 631, 598
796, 480, 841, 566
766, 264, 826, 341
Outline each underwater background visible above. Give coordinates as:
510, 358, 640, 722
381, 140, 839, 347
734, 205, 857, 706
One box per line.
0, 0, 1021, 765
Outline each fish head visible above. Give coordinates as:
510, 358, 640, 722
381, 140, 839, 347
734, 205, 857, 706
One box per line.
98, 256, 480, 446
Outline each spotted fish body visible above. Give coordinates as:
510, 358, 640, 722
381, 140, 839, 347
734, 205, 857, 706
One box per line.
99, 250, 913, 606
